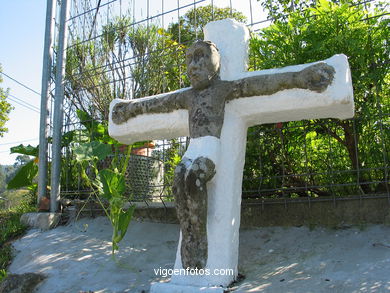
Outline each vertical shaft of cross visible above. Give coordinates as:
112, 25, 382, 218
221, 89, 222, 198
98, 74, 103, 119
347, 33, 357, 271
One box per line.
170, 20, 251, 286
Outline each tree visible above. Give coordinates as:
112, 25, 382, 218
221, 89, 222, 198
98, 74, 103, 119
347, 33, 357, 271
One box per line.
167, 5, 247, 45
258, 0, 369, 20
0, 166, 6, 193
66, 19, 184, 120
14, 155, 31, 168
3, 165, 17, 184
0, 65, 13, 137
244, 0, 389, 197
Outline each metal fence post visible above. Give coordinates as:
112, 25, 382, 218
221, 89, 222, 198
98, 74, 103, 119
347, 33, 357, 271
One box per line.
38, 0, 56, 207
50, 0, 70, 212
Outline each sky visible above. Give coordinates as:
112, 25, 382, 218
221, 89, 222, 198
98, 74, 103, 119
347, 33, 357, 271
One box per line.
0, 0, 266, 166
0, 0, 46, 165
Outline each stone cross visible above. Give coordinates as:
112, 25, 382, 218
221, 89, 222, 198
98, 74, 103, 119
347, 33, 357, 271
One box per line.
108, 19, 354, 293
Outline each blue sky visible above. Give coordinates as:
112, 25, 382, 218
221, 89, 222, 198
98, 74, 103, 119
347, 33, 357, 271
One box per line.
0, 0, 46, 165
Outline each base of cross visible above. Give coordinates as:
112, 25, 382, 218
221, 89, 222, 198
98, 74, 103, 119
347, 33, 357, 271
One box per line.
150, 282, 226, 293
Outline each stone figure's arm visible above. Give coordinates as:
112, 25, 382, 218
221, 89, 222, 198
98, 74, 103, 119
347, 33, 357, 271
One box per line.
229, 63, 335, 100
111, 90, 188, 124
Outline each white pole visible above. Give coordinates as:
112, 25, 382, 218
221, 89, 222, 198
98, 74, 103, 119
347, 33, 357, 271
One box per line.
38, 0, 56, 207
50, 0, 70, 212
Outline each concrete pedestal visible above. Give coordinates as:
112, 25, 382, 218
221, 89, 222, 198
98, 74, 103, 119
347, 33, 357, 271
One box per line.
20, 212, 61, 230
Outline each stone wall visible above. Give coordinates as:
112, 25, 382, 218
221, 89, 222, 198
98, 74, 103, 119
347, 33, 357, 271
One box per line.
72, 196, 390, 228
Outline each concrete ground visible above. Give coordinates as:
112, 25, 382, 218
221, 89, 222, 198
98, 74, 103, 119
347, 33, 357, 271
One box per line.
9, 217, 390, 292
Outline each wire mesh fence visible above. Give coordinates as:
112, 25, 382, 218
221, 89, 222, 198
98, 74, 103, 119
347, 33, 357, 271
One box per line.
50, 0, 389, 206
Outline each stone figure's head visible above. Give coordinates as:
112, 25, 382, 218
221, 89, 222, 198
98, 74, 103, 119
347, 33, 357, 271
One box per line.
186, 41, 221, 90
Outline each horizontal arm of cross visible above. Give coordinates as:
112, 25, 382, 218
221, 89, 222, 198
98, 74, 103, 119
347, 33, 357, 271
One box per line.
225, 54, 354, 127
111, 89, 188, 124
109, 88, 190, 144
228, 63, 335, 101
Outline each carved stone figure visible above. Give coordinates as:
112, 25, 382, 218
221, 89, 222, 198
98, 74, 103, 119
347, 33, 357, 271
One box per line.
112, 40, 335, 269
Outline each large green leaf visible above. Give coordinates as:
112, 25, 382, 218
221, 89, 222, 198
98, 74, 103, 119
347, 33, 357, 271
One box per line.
112, 205, 136, 251
117, 205, 136, 237
10, 144, 39, 157
76, 109, 95, 130
73, 141, 112, 161
7, 160, 38, 190
76, 110, 117, 144
72, 144, 94, 161
98, 169, 125, 199
91, 141, 112, 160
61, 130, 76, 147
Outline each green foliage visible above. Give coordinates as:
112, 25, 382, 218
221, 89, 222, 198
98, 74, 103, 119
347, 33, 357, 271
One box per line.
0, 167, 6, 194
61, 110, 121, 192
150, 138, 187, 199
0, 192, 35, 273
0, 65, 13, 137
76, 109, 116, 144
64, 108, 137, 254
244, 0, 389, 198
10, 144, 38, 157
259, 0, 315, 21
0, 197, 33, 243
0, 166, 17, 190
126, 24, 179, 97
0, 245, 12, 277
73, 141, 112, 162
163, 153, 182, 197
71, 139, 136, 255
66, 17, 185, 119
65, 38, 115, 120
7, 161, 38, 190
99, 169, 126, 199
6, 145, 39, 191
98, 168, 135, 253
14, 155, 32, 168
0, 269, 7, 283
0, 189, 29, 210
168, 5, 247, 44
65, 5, 248, 121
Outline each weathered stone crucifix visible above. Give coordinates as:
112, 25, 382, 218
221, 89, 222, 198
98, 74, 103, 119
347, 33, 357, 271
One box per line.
109, 19, 354, 292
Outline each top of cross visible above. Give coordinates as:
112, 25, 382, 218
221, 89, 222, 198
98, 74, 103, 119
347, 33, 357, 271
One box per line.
204, 19, 250, 81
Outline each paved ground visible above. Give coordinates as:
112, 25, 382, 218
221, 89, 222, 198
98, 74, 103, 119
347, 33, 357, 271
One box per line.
9, 217, 390, 292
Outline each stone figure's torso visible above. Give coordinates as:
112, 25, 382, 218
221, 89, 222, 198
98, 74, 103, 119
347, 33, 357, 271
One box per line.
187, 80, 239, 139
